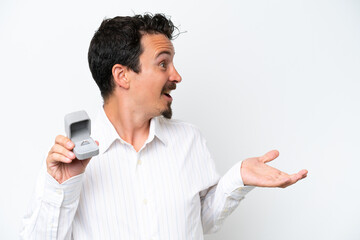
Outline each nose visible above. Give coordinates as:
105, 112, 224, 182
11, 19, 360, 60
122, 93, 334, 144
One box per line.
170, 66, 182, 83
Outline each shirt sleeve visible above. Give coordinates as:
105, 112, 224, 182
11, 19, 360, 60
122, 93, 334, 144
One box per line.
20, 163, 84, 240
197, 136, 255, 234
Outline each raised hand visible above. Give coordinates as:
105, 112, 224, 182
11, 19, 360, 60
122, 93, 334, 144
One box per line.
46, 135, 99, 184
240, 150, 308, 188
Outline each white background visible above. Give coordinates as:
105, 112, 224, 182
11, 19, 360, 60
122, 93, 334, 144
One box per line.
1, 0, 359, 239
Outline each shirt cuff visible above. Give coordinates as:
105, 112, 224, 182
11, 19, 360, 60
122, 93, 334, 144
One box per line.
220, 161, 255, 200
42, 172, 84, 207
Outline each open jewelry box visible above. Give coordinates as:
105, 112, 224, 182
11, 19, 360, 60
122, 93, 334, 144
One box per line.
64, 110, 99, 160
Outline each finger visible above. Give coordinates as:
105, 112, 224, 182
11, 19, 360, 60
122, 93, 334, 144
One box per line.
292, 169, 308, 181
298, 169, 308, 178
259, 150, 279, 163
280, 170, 308, 188
50, 144, 76, 160
95, 140, 99, 146
48, 152, 72, 164
55, 135, 74, 150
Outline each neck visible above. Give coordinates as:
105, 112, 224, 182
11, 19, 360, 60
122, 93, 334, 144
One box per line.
103, 95, 151, 152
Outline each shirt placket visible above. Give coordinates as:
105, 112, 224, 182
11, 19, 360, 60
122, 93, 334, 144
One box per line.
135, 149, 159, 240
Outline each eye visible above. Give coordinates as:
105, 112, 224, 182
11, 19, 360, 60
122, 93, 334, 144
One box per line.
159, 61, 167, 69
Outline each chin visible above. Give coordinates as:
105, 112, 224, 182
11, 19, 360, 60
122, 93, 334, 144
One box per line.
161, 103, 172, 119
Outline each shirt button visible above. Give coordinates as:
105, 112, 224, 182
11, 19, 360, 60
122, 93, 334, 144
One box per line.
143, 198, 148, 205
137, 159, 142, 165
55, 189, 62, 195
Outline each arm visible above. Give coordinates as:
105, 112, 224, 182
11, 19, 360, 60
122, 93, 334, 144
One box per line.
201, 161, 254, 234
20, 135, 97, 239
194, 131, 254, 234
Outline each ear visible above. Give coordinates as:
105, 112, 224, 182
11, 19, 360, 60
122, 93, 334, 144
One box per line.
112, 64, 130, 90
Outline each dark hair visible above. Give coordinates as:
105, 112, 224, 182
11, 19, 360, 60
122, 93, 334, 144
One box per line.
88, 13, 176, 100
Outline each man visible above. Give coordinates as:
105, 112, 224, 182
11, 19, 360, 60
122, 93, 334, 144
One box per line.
21, 14, 308, 239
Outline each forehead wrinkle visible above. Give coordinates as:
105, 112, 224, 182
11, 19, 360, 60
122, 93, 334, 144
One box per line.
151, 37, 174, 57
140, 34, 175, 61
153, 44, 174, 59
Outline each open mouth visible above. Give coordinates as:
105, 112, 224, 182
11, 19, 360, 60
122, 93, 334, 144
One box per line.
163, 93, 172, 100
162, 83, 176, 100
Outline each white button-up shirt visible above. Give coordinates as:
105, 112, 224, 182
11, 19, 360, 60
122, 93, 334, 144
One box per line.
21, 108, 254, 239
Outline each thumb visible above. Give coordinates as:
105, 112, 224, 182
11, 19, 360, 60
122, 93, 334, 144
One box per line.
260, 150, 279, 163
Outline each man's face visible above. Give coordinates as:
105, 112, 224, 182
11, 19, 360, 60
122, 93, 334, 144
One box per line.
127, 34, 182, 119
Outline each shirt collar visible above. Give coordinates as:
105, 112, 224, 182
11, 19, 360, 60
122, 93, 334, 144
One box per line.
153, 117, 168, 146
92, 107, 168, 154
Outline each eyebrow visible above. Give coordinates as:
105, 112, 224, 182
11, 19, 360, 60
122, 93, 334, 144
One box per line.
156, 50, 173, 59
